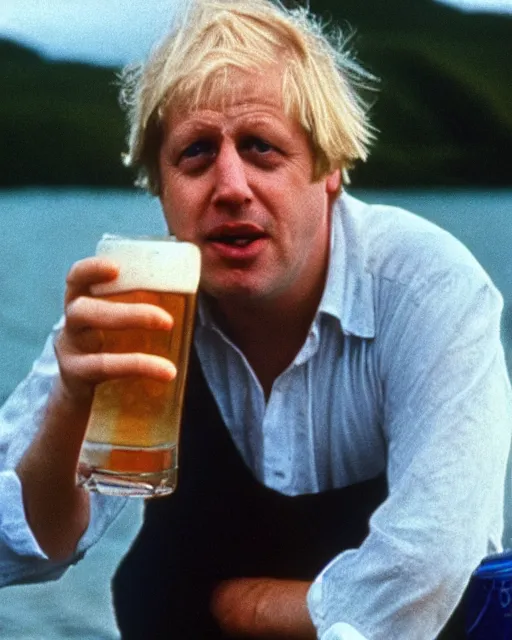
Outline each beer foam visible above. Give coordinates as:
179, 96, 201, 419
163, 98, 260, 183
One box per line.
91, 235, 201, 295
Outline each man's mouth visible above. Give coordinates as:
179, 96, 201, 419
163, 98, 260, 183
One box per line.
212, 236, 254, 247
206, 223, 267, 248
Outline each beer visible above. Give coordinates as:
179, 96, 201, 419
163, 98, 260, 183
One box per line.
78, 236, 200, 497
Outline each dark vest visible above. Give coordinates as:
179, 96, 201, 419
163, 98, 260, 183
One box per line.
112, 349, 466, 639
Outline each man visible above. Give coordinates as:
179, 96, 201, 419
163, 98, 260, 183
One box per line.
0, 0, 511, 638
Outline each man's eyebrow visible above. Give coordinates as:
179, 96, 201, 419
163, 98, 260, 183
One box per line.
236, 116, 292, 140
171, 122, 217, 140
168, 115, 223, 139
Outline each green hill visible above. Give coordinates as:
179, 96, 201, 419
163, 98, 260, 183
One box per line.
1, 0, 511, 188
1, 40, 131, 188
314, 0, 512, 186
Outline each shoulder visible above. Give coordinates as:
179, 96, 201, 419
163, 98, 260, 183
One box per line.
340, 193, 496, 297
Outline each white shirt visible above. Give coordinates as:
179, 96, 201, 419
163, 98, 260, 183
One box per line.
0, 193, 511, 640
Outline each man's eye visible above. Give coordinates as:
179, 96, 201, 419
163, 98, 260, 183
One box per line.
242, 137, 274, 154
180, 140, 215, 159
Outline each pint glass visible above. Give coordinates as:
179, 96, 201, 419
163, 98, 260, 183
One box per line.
77, 235, 201, 497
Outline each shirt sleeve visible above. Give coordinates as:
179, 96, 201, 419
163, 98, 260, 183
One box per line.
307, 265, 512, 639
0, 319, 126, 587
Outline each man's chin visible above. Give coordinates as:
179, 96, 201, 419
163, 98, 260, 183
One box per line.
200, 278, 270, 305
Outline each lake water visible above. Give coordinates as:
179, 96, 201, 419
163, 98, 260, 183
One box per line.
0, 187, 511, 638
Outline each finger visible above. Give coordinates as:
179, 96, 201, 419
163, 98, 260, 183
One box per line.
65, 257, 119, 305
73, 328, 105, 354
66, 352, 177, 383
66, 298, 174, 333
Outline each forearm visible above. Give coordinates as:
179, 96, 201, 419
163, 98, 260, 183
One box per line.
211, 577, 316, 639
16, 379, 91, 561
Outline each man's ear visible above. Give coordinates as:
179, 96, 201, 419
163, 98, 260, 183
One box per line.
325, 169, 341, 195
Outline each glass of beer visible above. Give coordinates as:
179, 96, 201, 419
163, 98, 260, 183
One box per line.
77, 235, 201, 497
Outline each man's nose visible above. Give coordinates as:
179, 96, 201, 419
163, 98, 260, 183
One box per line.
212, 142, 252, 208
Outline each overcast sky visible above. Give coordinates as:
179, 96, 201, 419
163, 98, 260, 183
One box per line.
1, 0, 511, 66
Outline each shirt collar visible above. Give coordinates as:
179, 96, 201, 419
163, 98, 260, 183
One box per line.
197, 191, 375, 338
318, 191, 375, 338
197, 291, 214, 328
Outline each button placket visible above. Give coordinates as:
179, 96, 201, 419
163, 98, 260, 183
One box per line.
262, 377, 290, 489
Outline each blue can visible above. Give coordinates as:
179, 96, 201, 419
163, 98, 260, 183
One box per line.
466, 551, 512, 638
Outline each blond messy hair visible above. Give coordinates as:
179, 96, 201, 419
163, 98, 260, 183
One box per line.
120, 0, 376, 195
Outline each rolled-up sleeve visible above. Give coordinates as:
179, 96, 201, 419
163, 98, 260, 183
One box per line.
307, 266, 512, 639
0, 320, 126, 587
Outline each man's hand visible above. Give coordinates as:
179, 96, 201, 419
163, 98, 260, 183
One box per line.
210, 577, 316, 639
55, 256, 175, 405
16, 256, 175, 561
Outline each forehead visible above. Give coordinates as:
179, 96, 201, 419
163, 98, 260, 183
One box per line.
163, 66, 291, 137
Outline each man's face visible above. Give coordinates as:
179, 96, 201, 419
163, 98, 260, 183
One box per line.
158, 68, 341, 309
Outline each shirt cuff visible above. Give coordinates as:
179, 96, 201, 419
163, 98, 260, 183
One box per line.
321, 623, 370, 640
0, 470, 47, 559
308, 571, 369, 640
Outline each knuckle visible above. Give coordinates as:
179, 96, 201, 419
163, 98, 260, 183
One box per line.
94, 353, 110, 378
66, 258, 88, 283
65, 296, 85, 317
66, 297, 101, 328
65, 265, 79, 285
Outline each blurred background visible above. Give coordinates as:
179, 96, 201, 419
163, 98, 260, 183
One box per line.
0, 1, 511, 638
1, 0, 512, 188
